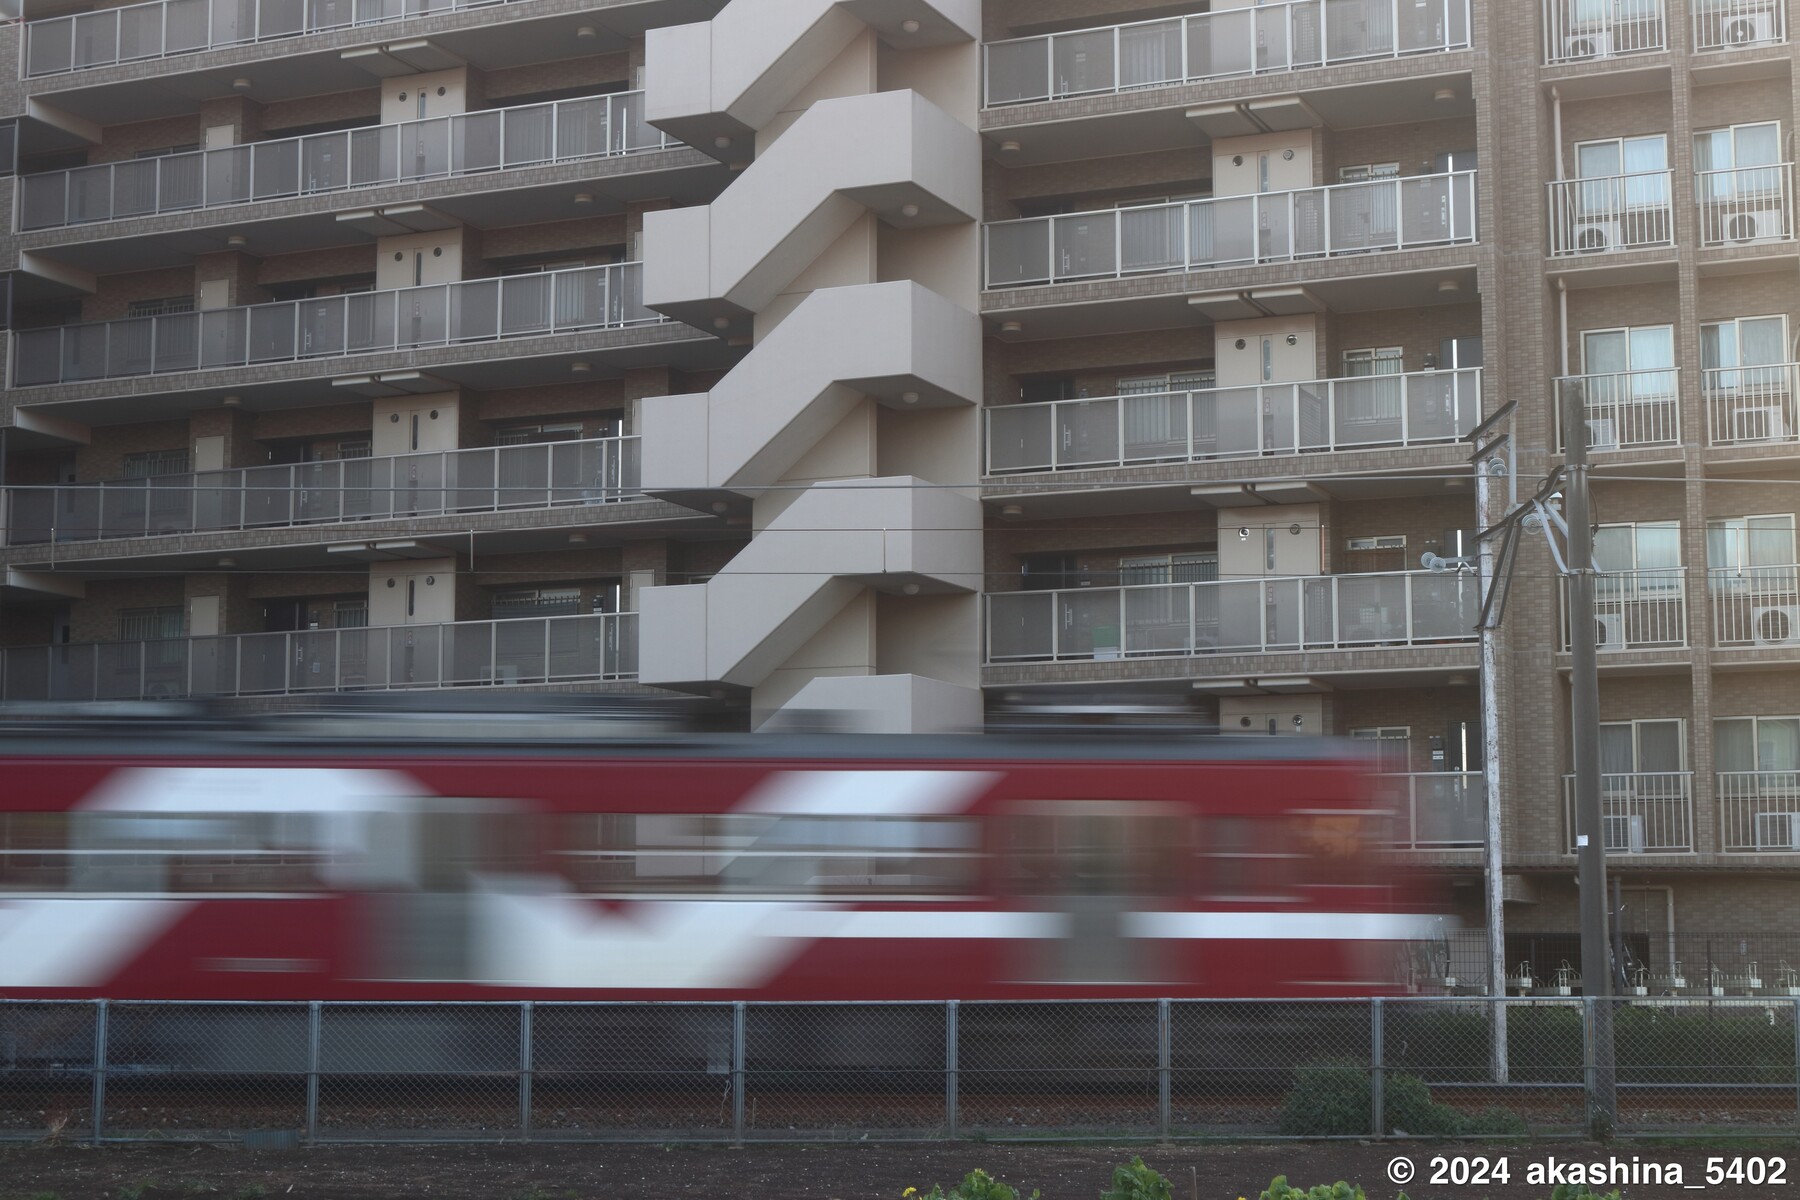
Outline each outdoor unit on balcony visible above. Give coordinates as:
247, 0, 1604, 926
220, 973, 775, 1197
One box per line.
1732, 404, 1789, 441
1721, 12, 1778, 45
1584, 416, 1619, 450
1751, 605, 1800, 646
1563, 29, 1613, 59
1603, 812, 1647, 853
1754, 811, 1800, 850
1722, 209, 1786, 243
1595, 612, 1626, 650
1572, 218, 1622, 252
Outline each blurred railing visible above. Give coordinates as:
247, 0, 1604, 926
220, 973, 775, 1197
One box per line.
1555, 368, 1680, 451
3, 437, 639, 546
986, 369, 1479, 473
1694, 0, 1786, 51
1563, 567, 1687, 651
1563, 772, 1694, 853
18, 93, 669, 232
1708, 563, 1800, 647
983, 171, 1477, 288
982, 0, 1471, 107
1545, 170, 1673, 255
25, 0, 537, 77
1719, 771, 1800, 851
1696, 164, 1795, 247
11, 263, 656, 388
1704, 363, 1799, 445
0, 612, 638, 701
985, 570, 1479, 663
1374, 772, 1484, 849
1543, 0, 1667, 63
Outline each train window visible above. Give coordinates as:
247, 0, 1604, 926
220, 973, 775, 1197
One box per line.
0, 813, 70, 890
1198, 817, 1299, 900
999, 812, 1186, 896
558, 813, 980, 896
1288, 812, 1374, 888
63, 811, 331, 893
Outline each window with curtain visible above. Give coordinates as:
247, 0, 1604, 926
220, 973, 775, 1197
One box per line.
1580, 325, 1675, 408
1352, 726, 1413, 772
1117, 371, 1210, 453
1695, 122, 1782, 200
123, 449, 191, 479
118, 606, 185, 641
1342, 346, 1404, 422
1118, 552, 1217, 586
1575, 135, 1668, 212
1117, 19, 1183, 90
1707, 515, 1797, 598
1595, 521, 1682, 595
1716, 717, 1800, 774
1701, 315, 1788, 391
1600, 719, 1685, 776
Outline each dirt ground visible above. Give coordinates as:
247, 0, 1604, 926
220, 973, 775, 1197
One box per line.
1, 1140, 1795, 1200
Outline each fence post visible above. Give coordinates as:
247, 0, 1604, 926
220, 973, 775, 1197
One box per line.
1582, 994, 1596, 1128
731, 1001, 746, 1147
1793, 996, 1799, 1136
519, 1000, 533, 1140
1157, 998, 1172, 1141
90, 999, 107, 1145
945, 1000, 959, 1141
1370, 997, 1384, 1138
305, 1001, 320, 1142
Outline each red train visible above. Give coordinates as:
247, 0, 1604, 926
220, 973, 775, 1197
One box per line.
0, 714, 1443, 999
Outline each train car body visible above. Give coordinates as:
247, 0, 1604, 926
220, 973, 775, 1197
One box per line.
0, 729, 1444, 1000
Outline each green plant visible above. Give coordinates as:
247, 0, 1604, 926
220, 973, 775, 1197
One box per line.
1258, 1179, 1366, 1200
1099, 1158, 1172, 1200
1279, 1063, 1526, 1137
903, 1169, 1039, 1200
1549, 1186, 1622, 1200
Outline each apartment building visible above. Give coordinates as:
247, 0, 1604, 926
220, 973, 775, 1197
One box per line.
0, 0, 1796, 985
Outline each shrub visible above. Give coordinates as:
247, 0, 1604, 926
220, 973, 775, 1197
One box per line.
1258, 1179, 1368, 1200
1279, 1063, 1526, 1137
1099, 1158, 1173, 1200
904, 1169, 1038, 1200
1549, 1187, 1622, 1200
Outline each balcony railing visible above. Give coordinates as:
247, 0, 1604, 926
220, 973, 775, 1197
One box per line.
1563, 772, 1694, 852
11, 263, 657, 388
1543, 0, 1667, 63
1545, 170, 1673, 255
1705, 363, 1800, 445
1555, 368, 1680, 451
1694, 0, 1787, 52
982, 0, 1471, 107
1718, 771, 1800, 852
985, 570, 1479, 663
0, 612, 638, 702
1708, 564, 1800, 647
983, 170, 1477, 289
1562, 567, 1687, 651
25, 0, 537, 77
1375, 772, 1484, 849
986, 368, 1480, 474
18, 93, 670, 233
1696, 164, 1795, 247
4, 436, 639, 547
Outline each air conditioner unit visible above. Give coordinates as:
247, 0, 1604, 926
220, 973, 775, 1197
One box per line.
1603, 812, 1647, 853
1585, 416, 1619, 450
1754, 811, 1800, 850
1751, 605, 1800, 646
1595, 612, 1626, 650
1732, 404, 1790, 442
1723, 208, 1785, 243
1721, 11, 1777, 45
1571, 219, 1621, 253
1562, 29, 1613, 59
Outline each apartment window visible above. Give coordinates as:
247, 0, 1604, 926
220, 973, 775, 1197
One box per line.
1695, 122, 1783, 197
122, 449, 191, 479
491, 588, 582, 620
334, 600, 369, 629
1600, 719, 1686, 777
118, 606, 185, 642
332, 440, 372, 460
1574, 135, 1669, 207
1338, 163, 1400, 183
133, 144, 200, 159
1352, 726, 1412, 772
1717, 716, 1800, 775
1595, 521, 1682, 589
1579, 326, 1676, 443
1117, 372, 1211, 453
1118, 552, 1217, 586
1342, 347, 1404, 423
1707, 514, 1796, 577
127, 296, 195, 319
1701, 316, 1789, 415
496, 423, 584, 446
1344, 535, 1406, 574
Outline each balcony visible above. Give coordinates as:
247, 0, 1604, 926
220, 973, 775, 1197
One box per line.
986, 369, 1480, 475
1562, 772, 1693, 853
981, 0, 1471, 108
1705, 364, 1799, 446
1375, 772, 1484, 850
1708, 565, 1800, 647
1545, 170, 1673, 256
1718, 771, 1800, 852
1543, 0, 1667, 64
11, 263, 658, 389
1562, 568, 1687, 652
983, 171, 1477, 289
1555, 368, 1680, 452
24, 0, 535, 77
985, 570, 1478, 663
0, 613, 638, 701
4, 436, 639, 547
17, 93, 671, 233
1696, 164, 1795, 248
1694, 0, 1787, 52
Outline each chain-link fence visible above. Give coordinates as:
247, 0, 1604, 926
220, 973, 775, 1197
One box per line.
1, 998, 1795, 1144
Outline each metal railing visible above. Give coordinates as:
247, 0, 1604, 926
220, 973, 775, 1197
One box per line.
983, 170, 1477, 289
1705, 363, 1799, 445
11, 263, 657, 388
1708, 563, 1800, 647
1697, 163, 1795, 247
1694, 0, 1787, 51
1562, 772, 1694, 853
1719, 771, 1800, 851
1545, 169, 1673, 255
24, 0, 538, 77
1563, 567, 1688, 651
0, 997, 1795, 1144
0, 612, 638, 702
18, 92, 670, 233
981, 0, 1471, 107
985, 369, 1479, 474
1555, 368, 1680, 451
3, 437, 640, 547
1374, 772, 1484, 849
985, 570, 1479, 663
1543, 0, 1667, 63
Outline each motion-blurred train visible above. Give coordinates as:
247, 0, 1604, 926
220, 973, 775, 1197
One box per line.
0, 707, 1443, 999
